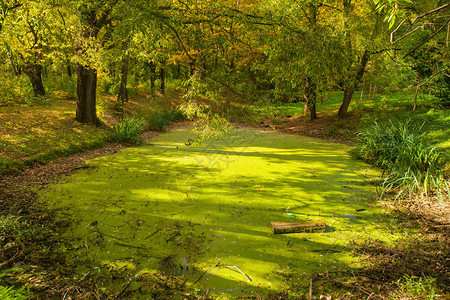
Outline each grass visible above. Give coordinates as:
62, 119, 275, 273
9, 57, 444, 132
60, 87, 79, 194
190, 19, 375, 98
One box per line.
0, 100, 110, 171
236, 91, 449, 158
110, 117, 145, 144
392, 275, 439, 300
350, 120, 447, 198
145, 109, 186, 132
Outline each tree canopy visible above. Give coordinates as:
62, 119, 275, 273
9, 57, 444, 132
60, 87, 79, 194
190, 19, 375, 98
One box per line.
0, 0, 448, 123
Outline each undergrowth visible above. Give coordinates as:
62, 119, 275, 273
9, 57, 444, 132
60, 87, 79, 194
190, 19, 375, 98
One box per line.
110, 117, 145, 144
145, 109, 186, 132
392, 275, 439, 300
350, 120, 447, 198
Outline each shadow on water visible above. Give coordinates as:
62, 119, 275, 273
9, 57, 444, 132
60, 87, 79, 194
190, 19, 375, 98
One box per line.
40, 127, 409, 298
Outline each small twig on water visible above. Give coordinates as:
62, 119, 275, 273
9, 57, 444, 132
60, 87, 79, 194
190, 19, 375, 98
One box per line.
222, 265, 252, 282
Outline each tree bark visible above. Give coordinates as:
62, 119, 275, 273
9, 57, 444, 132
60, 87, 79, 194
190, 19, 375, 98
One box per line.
303, 77, 317, 120
67, 63, 72, 77
117, 54, 129, 106
338, 49, 370, 118
76, 64, 98, 125
22, 64, 45, 97
75, 5, 112, 126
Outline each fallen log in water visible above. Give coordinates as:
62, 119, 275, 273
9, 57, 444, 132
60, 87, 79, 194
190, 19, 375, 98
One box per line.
269, 221, 326, 234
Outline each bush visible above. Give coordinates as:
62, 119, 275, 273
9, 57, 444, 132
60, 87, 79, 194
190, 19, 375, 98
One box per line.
146, 109, 186, 132
350, 120, 446, 198
432, 74, 450, 105
110, 117, 145, 144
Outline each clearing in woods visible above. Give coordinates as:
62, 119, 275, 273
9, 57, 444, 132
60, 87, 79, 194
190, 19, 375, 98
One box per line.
40, 127, 410, 298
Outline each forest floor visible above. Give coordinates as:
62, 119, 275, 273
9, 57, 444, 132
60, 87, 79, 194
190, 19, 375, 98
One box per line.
1, 90, 449, 299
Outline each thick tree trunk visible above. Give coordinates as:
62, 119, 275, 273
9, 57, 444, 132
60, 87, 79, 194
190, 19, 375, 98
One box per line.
338, 50, 370, 119
76, 63, 98, 126
160, 66, 166, 95
117, 55, 129, 106
22, 64, 45, 97
75, 5, 112, 126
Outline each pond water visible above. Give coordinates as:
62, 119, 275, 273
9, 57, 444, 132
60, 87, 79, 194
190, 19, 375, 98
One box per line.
41, 127, 406, 298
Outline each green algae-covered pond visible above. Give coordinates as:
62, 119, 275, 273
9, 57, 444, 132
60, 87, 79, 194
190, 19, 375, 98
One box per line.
41, 128, 407, 298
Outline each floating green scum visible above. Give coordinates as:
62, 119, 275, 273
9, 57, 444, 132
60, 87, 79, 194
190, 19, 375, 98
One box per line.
41, 127, 411, 298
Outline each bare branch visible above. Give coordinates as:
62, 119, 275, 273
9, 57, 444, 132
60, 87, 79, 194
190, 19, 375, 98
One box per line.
390, 3, 450, 45
404, 18, 450, 58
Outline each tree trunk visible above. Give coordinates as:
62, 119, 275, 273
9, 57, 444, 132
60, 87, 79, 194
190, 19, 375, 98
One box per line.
148, 61, 156, 95
160, 65, 166, 95
76, 63, 98, 126
67, 63, 72, 77
303, 77, 317, 120
22, 64, 45, 97
75, 5, 112, 126
117, 55, 129, 106
338, 50, 370, 119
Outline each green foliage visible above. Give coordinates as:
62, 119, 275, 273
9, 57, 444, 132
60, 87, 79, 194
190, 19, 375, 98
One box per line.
44, 74, 77, 100
99, 76, 119, 95
0, 74, 33, 106
145, 109, 186, 132
350, 120, 446, 197
0, 283, 31, 300
192, 114, 233, 143
391, 275, 439, 300
326, 126, 340, 138
431, 74, 450, 105
110, 117, 145, 144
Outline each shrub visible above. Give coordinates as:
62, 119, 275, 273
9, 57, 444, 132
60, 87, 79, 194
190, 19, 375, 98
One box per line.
110, 117, 145, 144
350, 120, 446, 198
431, 73, 450, 105
146, 109, 186, 132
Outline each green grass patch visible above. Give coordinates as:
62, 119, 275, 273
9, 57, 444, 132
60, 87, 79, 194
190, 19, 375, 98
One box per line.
145, 109, 186, 131
391, 275, 440, 300
350, 120, 448, 198
0, 102, 110, 174
110, 117, 145, 144
40, 127, 412, 298
0, 156, 24, 176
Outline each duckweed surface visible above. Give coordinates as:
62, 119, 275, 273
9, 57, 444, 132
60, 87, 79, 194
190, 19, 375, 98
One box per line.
41, 128, 409, 298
